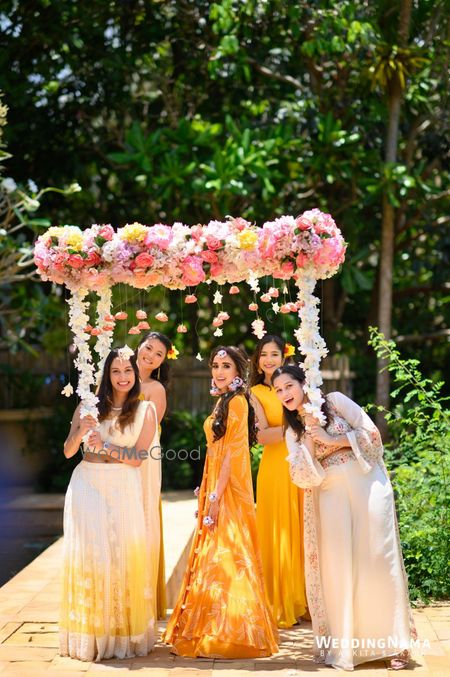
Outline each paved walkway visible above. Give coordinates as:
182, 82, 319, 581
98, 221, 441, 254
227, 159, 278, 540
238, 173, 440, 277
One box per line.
0, 493, 448, 676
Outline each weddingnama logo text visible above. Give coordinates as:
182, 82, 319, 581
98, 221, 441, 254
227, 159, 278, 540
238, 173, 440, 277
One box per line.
316, 636, 429, 651
81, 445, 201, 461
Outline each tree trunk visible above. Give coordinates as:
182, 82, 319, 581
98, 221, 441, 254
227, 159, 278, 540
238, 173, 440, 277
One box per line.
375, 0, 412, 437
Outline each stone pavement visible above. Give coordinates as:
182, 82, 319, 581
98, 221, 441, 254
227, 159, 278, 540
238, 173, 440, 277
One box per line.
0, 492, 448, 677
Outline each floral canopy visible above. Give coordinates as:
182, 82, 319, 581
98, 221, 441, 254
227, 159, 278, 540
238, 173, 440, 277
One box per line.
34, 210, 346, 423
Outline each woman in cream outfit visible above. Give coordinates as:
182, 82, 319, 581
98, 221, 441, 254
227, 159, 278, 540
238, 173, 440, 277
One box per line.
272, 364, 415, 671
59, 347, 161, 662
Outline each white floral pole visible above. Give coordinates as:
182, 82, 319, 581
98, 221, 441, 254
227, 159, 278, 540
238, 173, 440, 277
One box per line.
294, 272, 328, 425
67, 288, 99, 418
93, 287, 113, 384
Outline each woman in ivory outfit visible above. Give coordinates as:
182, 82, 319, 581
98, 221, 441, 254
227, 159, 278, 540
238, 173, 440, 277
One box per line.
272, 364, 416, 671
60, 347, 161, 662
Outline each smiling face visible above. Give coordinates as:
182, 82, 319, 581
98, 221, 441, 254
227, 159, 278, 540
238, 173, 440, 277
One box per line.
258, 341, 283, 379
211, 352, 239, 394
273, 372, 305, 411
137, 337, 167, 375
109, 357, 136, 394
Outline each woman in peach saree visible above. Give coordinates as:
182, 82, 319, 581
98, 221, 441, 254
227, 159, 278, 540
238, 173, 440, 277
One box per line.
163, 346, 278, 658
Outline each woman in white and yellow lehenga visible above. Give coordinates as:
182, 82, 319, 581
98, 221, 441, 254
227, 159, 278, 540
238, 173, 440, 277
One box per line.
59, 347, 161, 662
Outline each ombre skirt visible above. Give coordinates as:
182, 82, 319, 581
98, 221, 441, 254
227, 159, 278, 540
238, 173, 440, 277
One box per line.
59, 460, 155, 662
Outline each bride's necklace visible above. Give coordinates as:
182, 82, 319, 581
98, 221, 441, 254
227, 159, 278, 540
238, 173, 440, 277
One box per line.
111, 405, 123, 411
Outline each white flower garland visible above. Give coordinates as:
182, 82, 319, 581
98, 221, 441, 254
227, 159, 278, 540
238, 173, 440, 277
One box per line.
294, 271, 328, 425
67, 288, 98, 418
93, 287, 113, 384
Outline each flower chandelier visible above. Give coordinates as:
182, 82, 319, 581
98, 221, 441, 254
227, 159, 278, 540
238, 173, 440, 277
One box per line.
34, 210, 346, 423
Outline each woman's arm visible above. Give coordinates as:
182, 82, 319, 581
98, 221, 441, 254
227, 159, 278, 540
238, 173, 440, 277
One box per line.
142, 381, 167, 424
327, 391, 384, 471
250, 392, 284, 446
63, 405, 97, 459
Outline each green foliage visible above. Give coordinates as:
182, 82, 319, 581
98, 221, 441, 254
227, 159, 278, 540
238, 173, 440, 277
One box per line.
160, 409, 208, 490
369, 327, 450, 601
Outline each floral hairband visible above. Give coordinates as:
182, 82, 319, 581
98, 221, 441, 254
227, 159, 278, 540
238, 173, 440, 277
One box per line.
167, 345, 179, 360
116, 345, 134, 361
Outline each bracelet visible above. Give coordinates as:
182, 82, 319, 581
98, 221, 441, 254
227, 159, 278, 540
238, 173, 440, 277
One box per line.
208, 492, 218, 503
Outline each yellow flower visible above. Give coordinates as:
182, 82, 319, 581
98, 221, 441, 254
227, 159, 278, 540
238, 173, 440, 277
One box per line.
167, 345, 179, 360
120, 222, 148, 242
65, 231, 83, 250
237, 229, 258, 250
284, 343, 296, 358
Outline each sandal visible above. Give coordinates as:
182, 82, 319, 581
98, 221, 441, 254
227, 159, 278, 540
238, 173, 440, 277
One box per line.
390, 649, 409, 670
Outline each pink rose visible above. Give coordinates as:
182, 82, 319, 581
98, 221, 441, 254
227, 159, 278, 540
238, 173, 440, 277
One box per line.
85, 251, 101, 267
210, 261, 224, 278
181, 256, 205, 286
133, 252, 155, 269
205, 236, 222, 251
200, 250, 219, 264
67, 254, 85, 269
295, 252, 309, 268
190, 225, 204, 242
295, 216, 312, 231
273, 260, 295, 279
98, 224, 114, 241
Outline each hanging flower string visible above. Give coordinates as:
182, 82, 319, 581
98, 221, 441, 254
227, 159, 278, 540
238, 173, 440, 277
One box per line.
93, 286, 113, 384
66, 288, 99, 418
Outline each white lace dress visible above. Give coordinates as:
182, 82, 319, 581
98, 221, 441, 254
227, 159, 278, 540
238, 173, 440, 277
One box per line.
59, 401, 161, 662
286, 391, 416, 671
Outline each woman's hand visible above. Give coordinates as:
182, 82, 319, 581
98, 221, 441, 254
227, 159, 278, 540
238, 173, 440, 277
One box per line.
79, 415, 97, 437
208, 500, 220, 529
86, 430, 104, 453
308, 425, 336, 446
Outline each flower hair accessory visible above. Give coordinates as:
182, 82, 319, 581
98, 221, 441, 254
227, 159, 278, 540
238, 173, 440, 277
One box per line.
116, 345, 134, 361
167, 345, 179, 360
228, 376, 244, 392
216, 349, 227, 358
284, 343, 296, 358
210, 378, 221, 396
203, 515, 214, 527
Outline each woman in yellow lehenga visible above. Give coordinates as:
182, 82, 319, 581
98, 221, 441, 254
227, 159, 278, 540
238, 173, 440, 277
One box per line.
136, 330, 177, 620
250, 335, 307, 628
164, 346, 278, 658
60, 347, 160, 661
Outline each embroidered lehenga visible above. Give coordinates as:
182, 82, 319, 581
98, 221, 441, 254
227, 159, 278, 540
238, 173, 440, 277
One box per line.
163, 395, 278, 658
59, 401, 161, 662
286, 392, 416, 671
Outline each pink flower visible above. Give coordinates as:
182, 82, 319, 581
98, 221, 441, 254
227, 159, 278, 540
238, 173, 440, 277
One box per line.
128, 327, 141, 335
248, 303, 258, 311
133, 252, 155, 269
136, 309, 147, 320
295, 252, 309, 269
210, 261, 224, 278
84, 324, 93, 333
177, 324, 188, 333
260, 293, 271, 302
218, 311, 229, 321
229, 285, 239, 294
102, 324, 115, 332
280, 304, 291, 314
98, 224, 114, 241
85, 251, 101, 267
230, 217, 250, 231
194, 486, 200, 497
144, 224, 172, 250
268, 287, 279, 298
273, 261, 295, 279
185, 294, 197, 304
115, 311, 128, 320
91, 328, 103, 336
205, 236, 222, 251
67, 254, 85, 269
200, 250, 219, 264
295, 216, 312, 231
181, 256, 205, 286
212, 317, 223, 327
137, 320, 150, 330
155, 312, 168, 322
190, 225, 204, 242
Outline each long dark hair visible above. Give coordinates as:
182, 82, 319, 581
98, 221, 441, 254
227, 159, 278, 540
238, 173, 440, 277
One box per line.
97, 349, 141, 432
249, 334, 286, 387
209, 345, 257, 447
271, 364, 331, 441
136, 331, 172, 389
